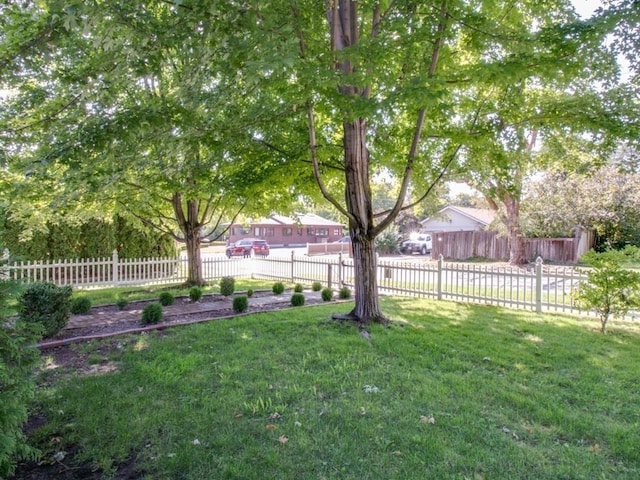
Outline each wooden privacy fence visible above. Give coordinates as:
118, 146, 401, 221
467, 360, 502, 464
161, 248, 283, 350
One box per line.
430, 229, 595, 264
5, 250, 629, 320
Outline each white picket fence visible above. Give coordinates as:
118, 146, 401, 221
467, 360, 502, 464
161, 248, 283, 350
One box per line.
4, 250, 636, 320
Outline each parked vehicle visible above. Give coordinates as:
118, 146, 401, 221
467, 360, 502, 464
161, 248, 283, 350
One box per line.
399, 233, 432, 255
226, 239, 270, 258
335, 236, 351, 243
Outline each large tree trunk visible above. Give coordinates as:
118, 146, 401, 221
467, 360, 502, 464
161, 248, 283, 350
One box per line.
172, 194, 205, 286
342, 119, 386, 324
350, 234, 385, 323
184, 226, 203, 286
504, 197, 527, 266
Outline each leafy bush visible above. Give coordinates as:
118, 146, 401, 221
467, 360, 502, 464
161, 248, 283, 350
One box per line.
375, 226, 400, 255
233, 295, 249, 313
18, 282, 73, 338
1, 215, 177, 261
294, 283, 304, 293
189, 286, 203, 302
247, 288, 254, 298
158, 291, 175, 306
115, 297, 129, 310
291, 292, 305, 306
70, 295, 92, 315
220, 276, 235, 297
574, 249, 640, 333
339, 286, 352, 299
321, 288, 333, 302
141, 303, 164, 324
0, 280, 42, 477
312, 281, 322, 292
272, 282, 285, 295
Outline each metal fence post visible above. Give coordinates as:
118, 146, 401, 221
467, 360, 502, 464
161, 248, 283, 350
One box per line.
338, 252, 343, 286
535, 256, 543, 313
437, 254, 443, 301
112, 250, 119, 287
327, 264, 333, 289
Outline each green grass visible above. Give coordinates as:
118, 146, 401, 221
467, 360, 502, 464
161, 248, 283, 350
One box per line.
31, 298, 640, 479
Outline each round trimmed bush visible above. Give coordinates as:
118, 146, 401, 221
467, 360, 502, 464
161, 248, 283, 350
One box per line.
141, 303, 163, 324
189, 286, 203, 302
311, 281, 322, 292
294, 283, 304, 293
70, 295, 92, 315
339, 286, 352, 299
220, 276, 235, 296
272, 282, 285, 295
247, 288, 254, 298
321, 288, 333, 302
291, 292, 305, 306
233, 295, 249, 313
116, 297, 129, 310
158, 291, 175, 306
18, 282, 73, 338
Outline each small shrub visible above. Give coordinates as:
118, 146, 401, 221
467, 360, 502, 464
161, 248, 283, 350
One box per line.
70, 295, 92, 315
339, 286, 352, 299
18, 282, 73, 338
141, 303, 163, 324
247, 288, 254, 298
574, 249, 640, 333
311, 281, 322, 292
1, 280, 42, 477
294, 283, 304, 293
220, 276, 235, 296
321, 287, 333, 302
158, 291, 174, 306
272, 282, 285, 295
291, 292, 305, 306
375, 225, 401, 255
115, 297, 129, 310
189, 286, 203, 302
233, 295, 249, 313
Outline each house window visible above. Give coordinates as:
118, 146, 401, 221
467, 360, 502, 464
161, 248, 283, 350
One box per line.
254, 227, 261, 237
297, 228, 303, 236
317, 228, 328, 236
333, 228, 342, 236
307, 228, 315, 236
283, 227, 292, 236
264, 228, 275, 237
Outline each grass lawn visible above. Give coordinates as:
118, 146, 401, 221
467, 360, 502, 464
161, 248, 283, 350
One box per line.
31, 298, 640, 479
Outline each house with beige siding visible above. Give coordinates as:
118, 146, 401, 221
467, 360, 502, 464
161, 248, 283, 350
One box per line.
227, 213, 345, 247
420, 205, 497, 233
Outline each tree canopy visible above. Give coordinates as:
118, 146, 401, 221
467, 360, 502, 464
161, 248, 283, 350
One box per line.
1, 0, 637, 319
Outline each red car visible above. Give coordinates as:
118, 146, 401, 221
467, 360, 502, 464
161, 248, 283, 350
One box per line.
225, 238, 270, 258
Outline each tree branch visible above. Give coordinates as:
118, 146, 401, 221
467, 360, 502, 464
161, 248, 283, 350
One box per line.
307, 103, 352, 221
372, 0, 449, 236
